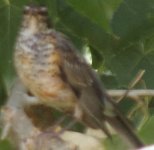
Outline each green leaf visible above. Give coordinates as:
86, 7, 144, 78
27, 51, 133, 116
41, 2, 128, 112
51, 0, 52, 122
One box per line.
0, 1, 25, 86
140, 116, 154, 144
0, 140, 14, 150
67, 0, 122, 32
111, 0, 154, 41
54, 1, 154, 88
56, 0, 113, 50
106, 0, 154, 87
104, 135, 129, 150
0, 75, 7, 106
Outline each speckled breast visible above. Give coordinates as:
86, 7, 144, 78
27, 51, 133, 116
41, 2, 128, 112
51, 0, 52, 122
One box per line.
14, 32, 77, 112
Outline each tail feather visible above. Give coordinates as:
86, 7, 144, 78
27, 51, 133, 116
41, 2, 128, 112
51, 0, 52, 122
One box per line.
106, 113, 144, 148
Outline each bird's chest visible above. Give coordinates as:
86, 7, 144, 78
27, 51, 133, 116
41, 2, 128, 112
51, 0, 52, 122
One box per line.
14, 34, 77, 111
15, 34, 60, 78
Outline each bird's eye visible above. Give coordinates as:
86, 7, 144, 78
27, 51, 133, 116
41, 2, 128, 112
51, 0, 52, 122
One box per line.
38, 7, 48, 15
23, 5, 48, 16
23, 6, 31, 14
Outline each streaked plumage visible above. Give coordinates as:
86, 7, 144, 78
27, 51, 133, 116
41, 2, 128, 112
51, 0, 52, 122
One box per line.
14, 5, 144, 148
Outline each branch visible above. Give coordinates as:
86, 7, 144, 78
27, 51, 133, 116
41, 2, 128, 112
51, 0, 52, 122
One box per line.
108, 89, 154, 98
0, 78, 104, 150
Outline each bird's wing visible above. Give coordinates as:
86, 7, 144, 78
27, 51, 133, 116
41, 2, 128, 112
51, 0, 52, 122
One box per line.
55, 32, 94, 88
53, 32, 144, 148
53, 31, 113, 137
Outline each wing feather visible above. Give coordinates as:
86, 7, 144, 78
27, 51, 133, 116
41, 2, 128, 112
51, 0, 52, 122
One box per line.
55, 31, 94, 88
50, 31, 144, 147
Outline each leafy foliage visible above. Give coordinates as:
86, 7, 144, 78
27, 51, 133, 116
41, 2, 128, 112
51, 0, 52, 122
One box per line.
0, 0, 154, 149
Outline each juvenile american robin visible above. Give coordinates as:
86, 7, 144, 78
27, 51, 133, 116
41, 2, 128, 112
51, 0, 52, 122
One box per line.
14, 5, 144, 148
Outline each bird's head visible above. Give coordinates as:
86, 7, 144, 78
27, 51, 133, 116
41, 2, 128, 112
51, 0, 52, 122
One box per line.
21, 5, 51, 34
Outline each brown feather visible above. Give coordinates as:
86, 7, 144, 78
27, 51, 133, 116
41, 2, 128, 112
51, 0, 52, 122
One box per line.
54, 32, 144, 148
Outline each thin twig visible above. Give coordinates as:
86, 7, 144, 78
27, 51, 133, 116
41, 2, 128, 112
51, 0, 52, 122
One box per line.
108, 89, 154, 98
117, 70, 145, 102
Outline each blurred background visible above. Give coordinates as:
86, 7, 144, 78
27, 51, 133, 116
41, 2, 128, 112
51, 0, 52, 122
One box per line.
0, 0, 154, 149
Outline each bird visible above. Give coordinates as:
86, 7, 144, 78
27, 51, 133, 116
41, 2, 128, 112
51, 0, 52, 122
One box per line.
14, 5, 144, 148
